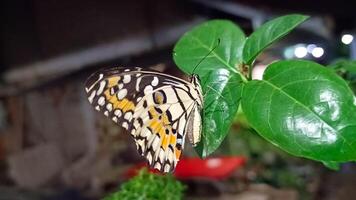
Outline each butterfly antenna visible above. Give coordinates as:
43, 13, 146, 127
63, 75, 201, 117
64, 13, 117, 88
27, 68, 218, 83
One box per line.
192, 38, 221, 75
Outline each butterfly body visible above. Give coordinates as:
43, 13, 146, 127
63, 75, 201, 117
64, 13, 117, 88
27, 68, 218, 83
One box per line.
85, 67, 203, 172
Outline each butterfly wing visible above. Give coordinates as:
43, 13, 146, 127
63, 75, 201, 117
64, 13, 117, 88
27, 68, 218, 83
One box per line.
85, 67, 202, 172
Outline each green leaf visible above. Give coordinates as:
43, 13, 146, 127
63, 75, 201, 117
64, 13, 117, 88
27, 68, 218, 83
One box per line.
243, 14, 309, 65
322, 161, 340, 170
329, 59, 356, 73
173, 20, 246, 76
242, 60, 356, 162
173, 20, 246, 157
195, 68, 243, 157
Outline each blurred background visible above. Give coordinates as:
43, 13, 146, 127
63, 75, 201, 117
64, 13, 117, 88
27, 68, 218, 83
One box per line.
1, 0, 356, 199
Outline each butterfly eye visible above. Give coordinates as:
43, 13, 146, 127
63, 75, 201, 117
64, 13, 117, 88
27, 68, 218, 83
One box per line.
153, 90, 167, 104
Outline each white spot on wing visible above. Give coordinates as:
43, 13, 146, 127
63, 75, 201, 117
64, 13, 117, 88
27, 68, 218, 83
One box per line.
123, 75, 131, 83
147, 153, 153, 164
98, 96, 105, 106
88, 91, 96, 103
154, 162, 161, 170
118, 83, 124, 89
104, 111, 109, 116
164, 164, 170, 173
151, 136, 160, 150
124, 112, 133, 121
136, 97, 142, 102
144, 85, 153, 95
151, 77, 159, 86
137, 139, 145, 155
95, 105, 100, 111
96, 80, 106, 95
159, 149, 165, 162
114, 109, 122, 117
106, 103, 113, 111
136, 77, 142, 91
131, 129, 136, 136
122, 122, 129, 130
112, 117, 118, 123
117, 89, 127, 100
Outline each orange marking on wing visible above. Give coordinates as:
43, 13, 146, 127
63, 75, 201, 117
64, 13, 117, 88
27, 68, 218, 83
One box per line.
175, 149, 181, 159
122, 100, 135, 112
162, 114, 169, 125
169, 134, 176, 146
116, 98, 135, 112
150, 119, 161, 132
104, 90, 111, 99
107, 77, 120, 88
148, 107, 158, 119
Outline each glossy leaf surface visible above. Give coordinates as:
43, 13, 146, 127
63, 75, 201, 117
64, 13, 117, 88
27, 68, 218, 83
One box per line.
243, 14, 309, 65
173, 20, 246, 76
195, 69, 243, 157
242, 60, 356, 162
173, 20, 246, 157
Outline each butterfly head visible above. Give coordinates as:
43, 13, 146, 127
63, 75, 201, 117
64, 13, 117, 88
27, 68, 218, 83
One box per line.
190, 74, 203, 105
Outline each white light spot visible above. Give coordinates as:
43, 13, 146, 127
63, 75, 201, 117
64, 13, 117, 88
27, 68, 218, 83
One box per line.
124, 112, 133, 121
136, 73, 141, 77
312, 47, 324, 58
98, 96, 105, 106
151, 77, 159, 86
123, 75, 131, 83
342, 34, 354, 45
144, 85, 153, 95
122, 122, 129, 130
294, 46, 308, 58
114, 109, 122, 117
306, 44, 317, 53
117, 89, 127, 100
206, 158, 222, 168
124, 69, 130, 72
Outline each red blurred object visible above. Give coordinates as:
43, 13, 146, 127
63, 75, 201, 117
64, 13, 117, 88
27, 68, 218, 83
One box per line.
125, 156, 246, 180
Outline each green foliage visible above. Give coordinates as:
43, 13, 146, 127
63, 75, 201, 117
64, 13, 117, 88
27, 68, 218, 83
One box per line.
195, 68, 243, 157
243, 14, 308, 65
103, 169, 185, 200
174, 20, 246, 76
329, 59, 356, 89
242, 60, 356, 163
173, 14, 356, 166
329, 59, 356, 74
174, 20, 246, 157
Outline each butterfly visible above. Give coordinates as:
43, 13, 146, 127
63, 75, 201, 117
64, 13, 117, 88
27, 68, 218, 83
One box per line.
85, 67, 203, 172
